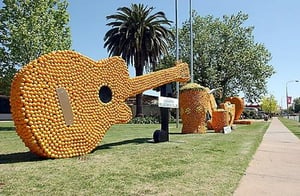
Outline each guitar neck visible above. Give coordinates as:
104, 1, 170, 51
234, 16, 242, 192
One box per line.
129, 62, 190, 97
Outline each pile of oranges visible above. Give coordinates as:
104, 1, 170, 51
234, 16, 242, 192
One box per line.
10, 50, 190, 158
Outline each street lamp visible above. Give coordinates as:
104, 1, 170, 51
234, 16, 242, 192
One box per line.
286, 80, 299, 118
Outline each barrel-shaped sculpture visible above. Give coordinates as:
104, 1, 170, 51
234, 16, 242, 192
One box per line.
179, 83, 210, 134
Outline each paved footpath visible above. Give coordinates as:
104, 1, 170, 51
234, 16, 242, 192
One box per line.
234, 117, 300, 196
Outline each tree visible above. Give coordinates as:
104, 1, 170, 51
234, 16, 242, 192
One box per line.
163, 11, 274, 103
293, 97, 300, 113
104, 4, 174, 117
0, 46, 15, 95
261, 95, 278, 114
0, 0, 71, 95
0, 64, 16, 95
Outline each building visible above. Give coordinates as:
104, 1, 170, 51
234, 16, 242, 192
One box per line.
0, 95, 12, 120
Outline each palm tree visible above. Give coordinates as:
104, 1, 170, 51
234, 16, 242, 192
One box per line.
104, 3, 174, 117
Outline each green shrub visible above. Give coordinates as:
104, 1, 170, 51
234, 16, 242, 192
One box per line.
129, 116, 159, 124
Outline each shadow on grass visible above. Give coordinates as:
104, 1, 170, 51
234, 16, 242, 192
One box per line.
169, 130, 216, 134
0, 127, 15, 131
169, 132, 183, 135
0, 151, 45, 164
1, 138, 153, 163
93, 137, 152, 152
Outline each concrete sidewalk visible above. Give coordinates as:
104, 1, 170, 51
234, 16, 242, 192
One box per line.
234, 117, 300, 196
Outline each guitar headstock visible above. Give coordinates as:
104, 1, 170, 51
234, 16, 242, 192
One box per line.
174, 61, 190, 82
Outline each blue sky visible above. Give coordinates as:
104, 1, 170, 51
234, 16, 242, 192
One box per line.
1, 0, 300, 108
68, 0, 300, 108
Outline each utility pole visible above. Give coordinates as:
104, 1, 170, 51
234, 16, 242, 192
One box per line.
286, 80, 299, 118
189, 0, 194, 83
175, 0, 179, 128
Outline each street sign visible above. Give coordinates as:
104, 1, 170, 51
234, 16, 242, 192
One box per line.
158, 96, 178, 108
223, 126, 232, 134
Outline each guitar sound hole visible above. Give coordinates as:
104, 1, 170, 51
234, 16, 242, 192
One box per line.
99, 86, 112, 103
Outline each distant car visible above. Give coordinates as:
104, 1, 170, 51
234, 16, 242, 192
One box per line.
257, 111, 265, 119
242, 107, 259, 119
244, 107, 258, 112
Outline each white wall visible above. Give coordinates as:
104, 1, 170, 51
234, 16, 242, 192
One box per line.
0, 113, 12, 121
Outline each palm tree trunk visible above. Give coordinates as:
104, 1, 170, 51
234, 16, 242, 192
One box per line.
135, 65, 144, 117
135, 94, 143, 117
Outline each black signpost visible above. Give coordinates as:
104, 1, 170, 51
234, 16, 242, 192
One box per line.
153, 84, 173, 143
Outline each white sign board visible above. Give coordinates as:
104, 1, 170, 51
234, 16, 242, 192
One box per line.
0, 113, 12, 120
223, 126, 232, 134
158, 96, 178, 108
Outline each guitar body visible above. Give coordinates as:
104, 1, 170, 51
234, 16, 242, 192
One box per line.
10, 50, 189, 158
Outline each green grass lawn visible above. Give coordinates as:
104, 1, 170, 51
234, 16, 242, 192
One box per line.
279, 117, 300, 139
0, 121, 269, 195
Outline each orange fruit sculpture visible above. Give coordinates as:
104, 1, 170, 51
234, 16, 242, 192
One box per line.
10, 50, 190, 158
211, 110, 228, 133
179, 83, 210, 134
219, 102, 235, 127
224, 97, 244, 120
180, 83, 245, 133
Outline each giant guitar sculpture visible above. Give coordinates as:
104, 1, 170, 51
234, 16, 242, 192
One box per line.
10, 50, 190, 158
